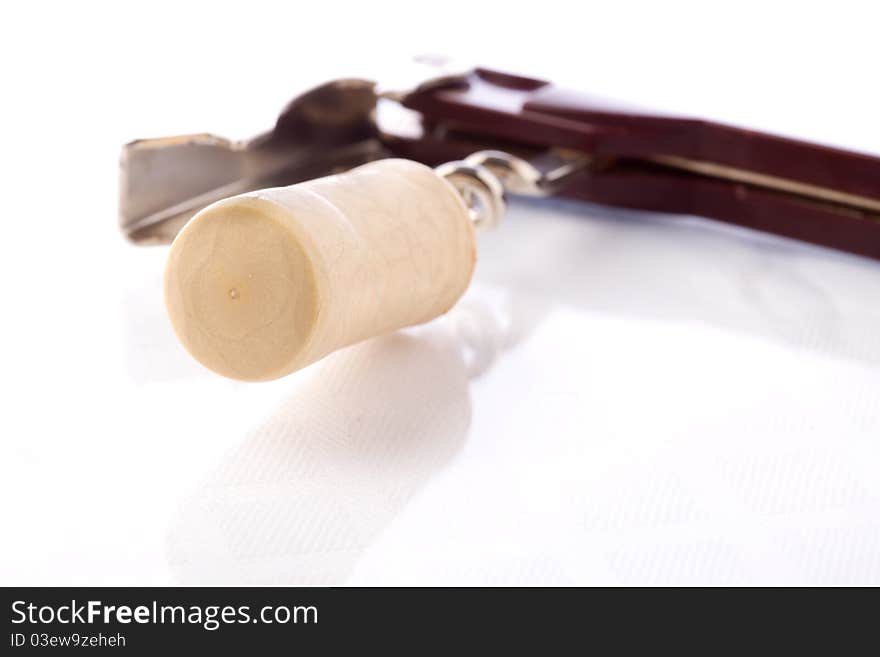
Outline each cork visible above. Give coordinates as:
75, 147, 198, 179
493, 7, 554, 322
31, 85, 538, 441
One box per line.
164, 159, 477, 381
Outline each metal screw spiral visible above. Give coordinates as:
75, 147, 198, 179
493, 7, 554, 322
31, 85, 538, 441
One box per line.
435, 150, 550, 233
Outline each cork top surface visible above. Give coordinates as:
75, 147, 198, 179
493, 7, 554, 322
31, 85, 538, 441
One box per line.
164, 196, 320, 381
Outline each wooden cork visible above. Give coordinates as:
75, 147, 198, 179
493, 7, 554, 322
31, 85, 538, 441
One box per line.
164, 159, 477, 381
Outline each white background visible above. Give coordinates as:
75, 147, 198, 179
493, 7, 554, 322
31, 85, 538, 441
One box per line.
2, 1, 879, 585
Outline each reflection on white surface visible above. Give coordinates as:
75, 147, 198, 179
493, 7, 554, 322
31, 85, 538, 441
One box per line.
348, 307, 880, 585
4, 191, 880, 586
158, 199, 880, 585
166, 291, 514, 584
479, 197, 880, 368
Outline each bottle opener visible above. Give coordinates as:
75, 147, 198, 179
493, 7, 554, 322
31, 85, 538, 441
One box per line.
120, 60, 880, 380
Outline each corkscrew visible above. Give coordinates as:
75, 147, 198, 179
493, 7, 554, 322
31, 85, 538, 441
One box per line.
121, 59, 880, 380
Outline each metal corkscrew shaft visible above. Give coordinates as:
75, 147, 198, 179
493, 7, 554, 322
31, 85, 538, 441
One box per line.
435, 149, 587, 233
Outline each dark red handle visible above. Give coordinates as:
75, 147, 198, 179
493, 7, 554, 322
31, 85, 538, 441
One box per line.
399, 69, 880, 261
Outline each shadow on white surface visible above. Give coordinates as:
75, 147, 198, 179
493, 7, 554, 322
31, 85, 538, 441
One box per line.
479, 197, 880, 369
165, 290, 524, 584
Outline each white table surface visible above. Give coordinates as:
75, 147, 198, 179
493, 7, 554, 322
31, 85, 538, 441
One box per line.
2, 1, 879, 585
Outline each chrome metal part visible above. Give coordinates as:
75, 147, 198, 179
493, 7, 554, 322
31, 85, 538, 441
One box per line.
435, 160, 506, 232
436, 149, 590, 232
119, 58, 472, 244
